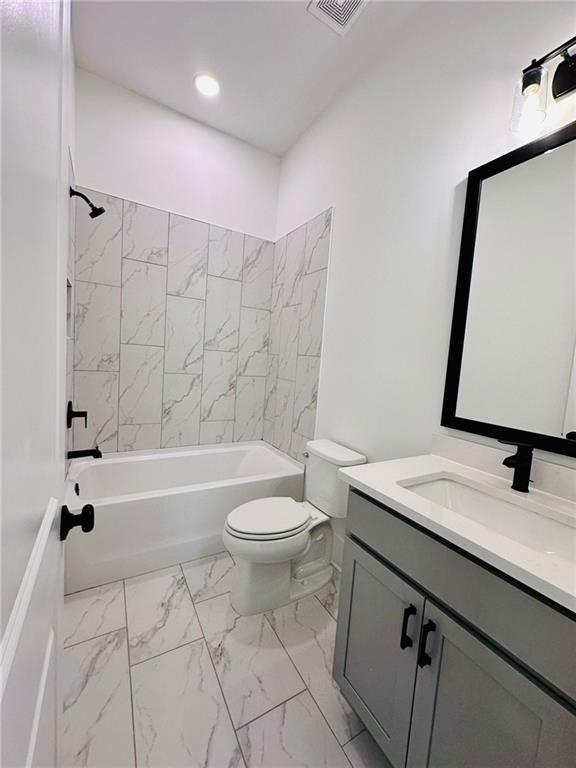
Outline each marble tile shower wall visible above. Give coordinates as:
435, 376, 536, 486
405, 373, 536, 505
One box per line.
72, 187, 331, 457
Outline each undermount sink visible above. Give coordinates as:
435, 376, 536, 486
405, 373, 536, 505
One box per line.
400, 474, 576, 561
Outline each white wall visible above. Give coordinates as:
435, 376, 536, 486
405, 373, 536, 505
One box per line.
75, 69, 280, 241
276, 2, 576, 462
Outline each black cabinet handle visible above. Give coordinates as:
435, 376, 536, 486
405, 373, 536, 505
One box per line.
400, 604, 417, 649
417, 620, 436, 667
60, 504, 95, 541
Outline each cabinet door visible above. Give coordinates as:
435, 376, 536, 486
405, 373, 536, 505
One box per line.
407, 602, 576, 768
334, 538, 425, 768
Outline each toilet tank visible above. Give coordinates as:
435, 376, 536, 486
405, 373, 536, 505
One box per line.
305, 439, 366, 519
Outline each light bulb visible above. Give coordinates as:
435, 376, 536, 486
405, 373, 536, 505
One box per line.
194, 74, 220, 98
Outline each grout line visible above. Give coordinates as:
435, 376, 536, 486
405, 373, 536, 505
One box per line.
63, 625, 127, 651
64, 577, 126, 597
128, 636, 204, 668
159, 215, 171, 450
122, 581, 139, 767
235, 688, 306, 733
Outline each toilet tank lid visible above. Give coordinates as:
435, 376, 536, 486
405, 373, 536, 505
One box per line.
306, 439, 366, 467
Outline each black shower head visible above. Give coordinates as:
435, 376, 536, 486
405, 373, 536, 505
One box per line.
69, 187, 106, 218
89, 205, 106, 219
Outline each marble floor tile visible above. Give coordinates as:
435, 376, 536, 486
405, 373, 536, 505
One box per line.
344, 731, 392, 768
61, 629, 134, 768
315, 568, 341, 620
237, 690, 349, 768
267, 596, 363, 745
181, 551, 236, 602
125, 565, 202, 665
132, 639, 244, 768
167, 214, 209, 299
208, 225, 244, 280
64, 582, 125, 648
196, 594, 305, 728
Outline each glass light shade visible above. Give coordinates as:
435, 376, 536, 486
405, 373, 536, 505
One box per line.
510, 69, 548, 134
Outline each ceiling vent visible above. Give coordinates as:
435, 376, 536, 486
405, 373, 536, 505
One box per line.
307, 0, 368, 37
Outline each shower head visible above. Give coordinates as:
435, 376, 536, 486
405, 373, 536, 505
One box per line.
69, 187, 106, 218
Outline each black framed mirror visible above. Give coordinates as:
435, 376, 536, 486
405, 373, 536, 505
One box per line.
442, 120, 576, 458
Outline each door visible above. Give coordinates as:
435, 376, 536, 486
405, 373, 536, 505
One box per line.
334, 538, 424, 768
407, 601, 576, 768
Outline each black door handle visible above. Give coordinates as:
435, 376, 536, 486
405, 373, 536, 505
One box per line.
417, 620, 436, 667
60, 504, 95, 540
400, 604, 417, 649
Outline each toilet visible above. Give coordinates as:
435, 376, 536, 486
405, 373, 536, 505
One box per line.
223, 439, 366, 615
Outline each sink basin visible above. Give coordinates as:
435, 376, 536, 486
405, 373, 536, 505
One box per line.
401, 474, 576, 561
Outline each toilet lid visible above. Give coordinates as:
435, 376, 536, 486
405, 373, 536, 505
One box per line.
227, 498, 310, 537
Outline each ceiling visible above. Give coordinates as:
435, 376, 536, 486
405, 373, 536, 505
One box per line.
72, 1, 420, 155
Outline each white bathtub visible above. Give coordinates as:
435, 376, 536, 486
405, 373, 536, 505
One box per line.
64, 442, 304, 593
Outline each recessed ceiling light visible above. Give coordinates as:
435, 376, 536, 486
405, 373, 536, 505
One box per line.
194, 74, 220, 98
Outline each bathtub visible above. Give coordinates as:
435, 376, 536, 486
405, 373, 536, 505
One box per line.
64, 442, 304, 593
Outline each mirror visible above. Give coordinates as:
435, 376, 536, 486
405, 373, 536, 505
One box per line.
442, 121, 576, 457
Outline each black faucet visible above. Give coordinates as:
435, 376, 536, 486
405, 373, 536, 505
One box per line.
501, 442, 533, 492
67, 446, 102, 460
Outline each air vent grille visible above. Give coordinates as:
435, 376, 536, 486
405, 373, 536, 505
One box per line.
307, 0, 367, 36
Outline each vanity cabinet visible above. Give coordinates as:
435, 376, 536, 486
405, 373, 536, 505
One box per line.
334, 490, 576, 768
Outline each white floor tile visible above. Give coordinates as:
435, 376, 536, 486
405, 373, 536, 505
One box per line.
237, 690, 350, 768
196, 593, 305, 728
267, 596, 363, 745
125, 565, 202, 664
131, 639, 244, 768
182, 551, 236, 602
315, 569, 341, 620
63, 582, 125, 647
344, 731, 393, 768
61, 629, 134, 768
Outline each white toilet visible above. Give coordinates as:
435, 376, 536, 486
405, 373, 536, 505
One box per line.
223, 439, 366, 615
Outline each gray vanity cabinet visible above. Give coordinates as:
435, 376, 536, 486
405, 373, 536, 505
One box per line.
407, 601, 576, 768
334, 538, 424, 768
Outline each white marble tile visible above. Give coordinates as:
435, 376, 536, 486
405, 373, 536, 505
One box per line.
298, 269, 327, 357
204, 276, 242, 351
263, 418, 275, 445
344, 731, 392, 768
273, 236, 287, 286
120, 259, 166, 346
264, 354, 279, 421
64, 583, 125, 648
234, 377, 265, 441
125, 565, 202, 665
201, 350, 237, 421
292, 356, 320, 439
305, 209, 332, 274
165, 295, 204, 374
75, 190, 122, 286
119, 344, 163, 425
62, 629, 134, 768
282, 225, 306, 307
267, 595, 363, 745
162, 373, 202, 447
122, 201, 168, 265
289, 432, 309, 462
196, 594, 305, 728
118, 424, 161, 452
131, 640, 243, 768
167, 214, 208, 299
278, 306, 300, 381
182, 552, 236, 602
74, 282, 120, 371
238, 308, 269, 377
315, 568, 341, 620
268, 284, 282, 356
200, 420, 235, 445
242, 237, 273, 310
73, 371, 119, 453
208, 225, 244, 280
237, 690, 349, 768
274, 379, 295, 454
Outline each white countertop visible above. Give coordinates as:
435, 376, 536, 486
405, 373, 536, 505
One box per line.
340, 454, 576, 614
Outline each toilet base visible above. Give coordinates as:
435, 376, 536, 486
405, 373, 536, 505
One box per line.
230, 558, 333, 615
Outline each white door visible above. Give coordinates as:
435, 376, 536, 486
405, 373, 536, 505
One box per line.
1, 0, 72, 764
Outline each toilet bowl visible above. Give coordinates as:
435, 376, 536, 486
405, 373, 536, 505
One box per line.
223, 439, 366, 615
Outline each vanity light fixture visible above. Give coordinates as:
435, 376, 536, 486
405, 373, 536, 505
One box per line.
512, 34, 576, 131
194, 73, 220, 98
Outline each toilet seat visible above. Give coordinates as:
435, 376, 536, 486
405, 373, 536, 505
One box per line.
225, 497, 310, 541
